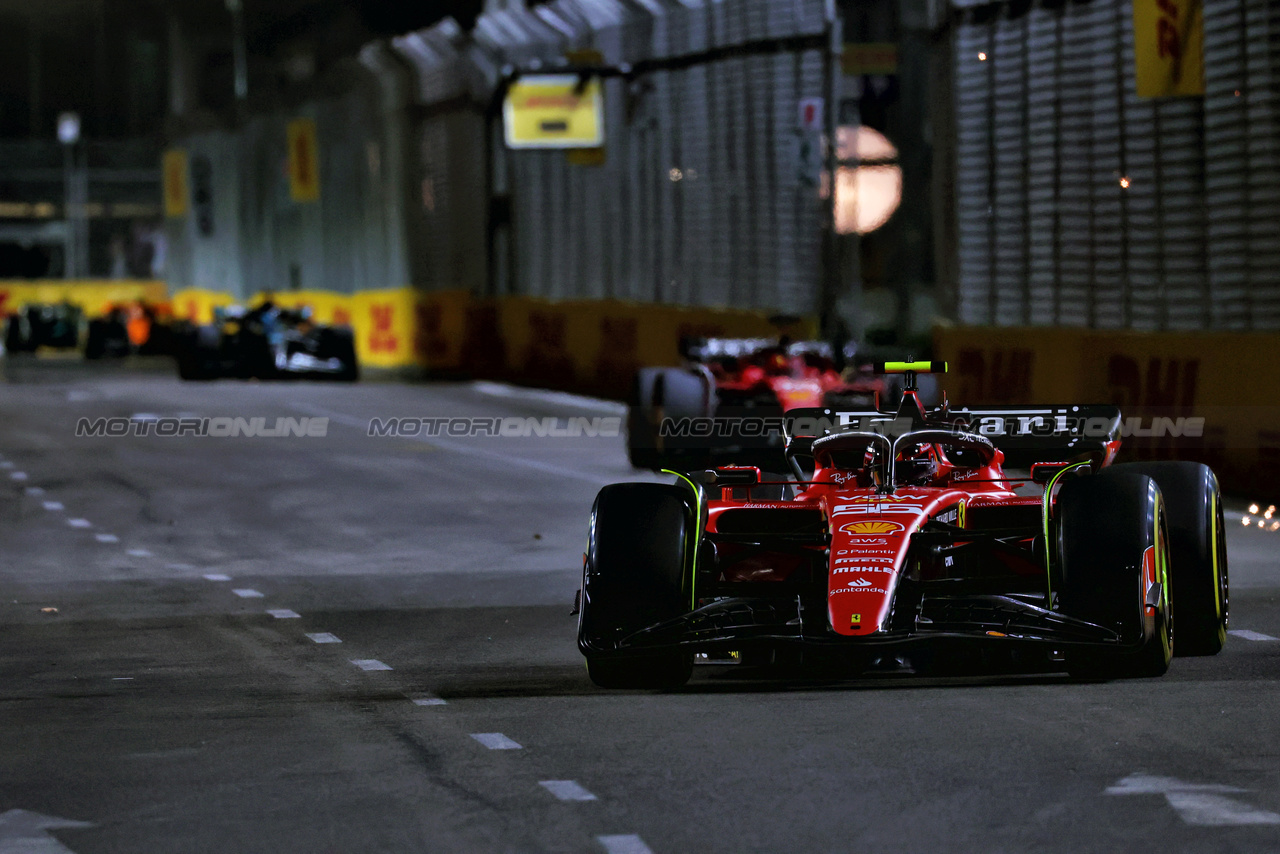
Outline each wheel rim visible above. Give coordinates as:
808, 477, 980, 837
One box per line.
1214, 494, 1229, 631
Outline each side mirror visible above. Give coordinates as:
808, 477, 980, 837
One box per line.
695, 467, 761, 487
1031, 461, 1090, 485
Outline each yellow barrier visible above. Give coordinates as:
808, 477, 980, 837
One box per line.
0, 280, 168, 319
169, 287, 814, 389
170, 289, 236, 325
934, 325, 1280, 497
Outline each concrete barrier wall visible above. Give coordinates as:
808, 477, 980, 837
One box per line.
935, 325, 1280, 499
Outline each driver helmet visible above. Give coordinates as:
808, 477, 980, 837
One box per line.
897, 443, 938, 486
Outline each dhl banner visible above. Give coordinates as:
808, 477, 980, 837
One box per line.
162, 150, 190, 219
168, 287, 808, 388
171, 289, 237, 325
1133, 0, 1204, 97
170, 287, 417, 369
286, 118, 321, 203
0, 280, 168, 320
935, 325, 1280, 499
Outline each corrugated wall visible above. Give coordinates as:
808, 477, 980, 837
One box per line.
952, 0, 1263, 331
1203, 0, 1280, 329
165, 62, 404, 300
165, 0, 836, 317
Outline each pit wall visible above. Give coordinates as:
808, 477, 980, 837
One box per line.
934, 325, 1280, 499
170, 287, 812, 394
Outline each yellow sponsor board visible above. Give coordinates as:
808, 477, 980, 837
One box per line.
162, 150, 190, 218
1133, 0, 1204, 97
286, 118, 321, 203
170, 288, 237, 325
0, 280, 168, 319
933, 324, 1280, 498
351, 289, 418, 369
504, 75, 605, 149
165, 287, 815, 384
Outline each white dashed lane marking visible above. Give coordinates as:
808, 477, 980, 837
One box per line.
1229, 629, 1279, 642
202, 573, 231, 582
597, 835, 653, 854
24, 486, 44, 496
9, 472, 28, 481
1108, 774, 1280, 825
0, 461, 12, 469
470, 733, 521, 750
232, 589, 264, 599
67, 519, 92, 528
42, 501, 64, 511
412, 697, 447, 707
539, 780, 597, 801
126, 549, 152, 558
351, 659, 392, 671
267, 609, 301, 619
94, 534, 119, 544
305, 633, 342, 644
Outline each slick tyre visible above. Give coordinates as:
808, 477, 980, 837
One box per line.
316, 326, 359, 382
1104, 462, 1228, 656
176, 325, 220, 380
1058, 473, 1173, 680
84, 320, 107, 360
579, 483, 695, 690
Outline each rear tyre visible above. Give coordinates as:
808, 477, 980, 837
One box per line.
176, 326, 220, 380
84, 320, 106, 360
5, 315, 30, 353
321, 327, 359, 382
1058, 473, 1173, 680
1104, 462, 1228, 655
579, 483, 695, 689
627, 368, 715, 471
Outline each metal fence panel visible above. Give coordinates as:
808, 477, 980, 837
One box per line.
952, 0, 1212, 331
168, 0, 835, 318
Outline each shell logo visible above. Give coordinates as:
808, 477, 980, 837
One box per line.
841, 520, 905, 536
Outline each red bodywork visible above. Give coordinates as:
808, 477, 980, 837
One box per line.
697, 341, 883, 412
700, 389, 1126, 639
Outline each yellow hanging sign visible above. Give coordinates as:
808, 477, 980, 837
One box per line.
504, 75, 605, 149
287, 118, 322, 203
162, 149, 189, 218
1133, 0, 1205, 97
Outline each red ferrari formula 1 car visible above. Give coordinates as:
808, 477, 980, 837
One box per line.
580, 362, 1228, 688
627, 337, 885, 471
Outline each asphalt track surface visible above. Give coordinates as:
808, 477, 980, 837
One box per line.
2, 358, 1279, 854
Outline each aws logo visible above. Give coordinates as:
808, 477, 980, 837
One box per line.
840, 520, 905, 536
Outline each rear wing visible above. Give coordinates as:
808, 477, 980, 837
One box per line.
947, 406, 1122, 465
783, 405, 1122, 466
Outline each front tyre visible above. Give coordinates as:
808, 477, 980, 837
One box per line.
579, 483, 695, 690
1104, 462, 1228, 655
1058, 473, 1173, 679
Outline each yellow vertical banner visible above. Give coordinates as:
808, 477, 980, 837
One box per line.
1133, 0, 1205, 97
287, 118, 321, 202
162, 149, 189, 218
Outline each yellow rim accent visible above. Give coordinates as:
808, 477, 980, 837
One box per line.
1210, 491, 1222, 619
663, 470, 704, 611
1041, 461, 1091, 601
